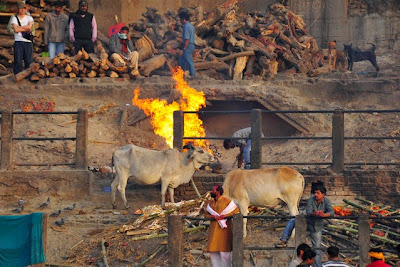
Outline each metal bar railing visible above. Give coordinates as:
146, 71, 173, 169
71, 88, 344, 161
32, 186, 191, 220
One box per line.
13, 137, 76, 141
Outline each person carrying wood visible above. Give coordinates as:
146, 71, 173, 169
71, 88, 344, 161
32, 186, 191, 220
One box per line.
44, 1, 69, 59
109, 26, 139, 76
11, 1, 34, 75
178, 10, 196, 77
69, 0, 97, 54
204, 185, 239, 267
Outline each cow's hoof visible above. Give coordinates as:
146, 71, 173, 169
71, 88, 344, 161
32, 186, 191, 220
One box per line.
124, 206, 130, 210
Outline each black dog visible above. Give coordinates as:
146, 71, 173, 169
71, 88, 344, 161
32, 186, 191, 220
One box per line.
343, 43, 379, 72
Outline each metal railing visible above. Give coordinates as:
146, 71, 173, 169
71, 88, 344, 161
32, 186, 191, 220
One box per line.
168, 213, 400, 267
0, 109, 88, 169
173, 109, 400, 172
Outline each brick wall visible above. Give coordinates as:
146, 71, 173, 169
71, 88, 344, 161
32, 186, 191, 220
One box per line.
175, 169, 400, 206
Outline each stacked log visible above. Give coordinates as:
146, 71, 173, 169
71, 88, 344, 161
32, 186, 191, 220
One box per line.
129, 1, 325, 80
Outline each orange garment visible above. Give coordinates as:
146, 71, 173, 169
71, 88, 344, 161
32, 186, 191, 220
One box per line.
205, 195, 239, 252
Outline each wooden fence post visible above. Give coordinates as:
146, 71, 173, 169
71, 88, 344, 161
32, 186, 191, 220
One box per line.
358, 213, 370, 267
250, 109, 262, 169
1, 110, 13, 169
168, 215, 183, 267
332, 109, 344, 173
295, 214, 307, 248
76, 109, 88, 170
232, 214, 244, 267
173, 110, 184, 151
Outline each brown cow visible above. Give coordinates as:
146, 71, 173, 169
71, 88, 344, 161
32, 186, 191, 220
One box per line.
223, 167, 305, 236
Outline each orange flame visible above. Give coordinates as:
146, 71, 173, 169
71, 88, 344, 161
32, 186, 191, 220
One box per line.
132, 67, 209, 149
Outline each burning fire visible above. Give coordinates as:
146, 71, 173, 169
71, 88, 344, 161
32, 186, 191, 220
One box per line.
132, 67, 209, 149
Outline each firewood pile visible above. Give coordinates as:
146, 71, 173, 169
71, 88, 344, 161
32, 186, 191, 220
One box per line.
129, 0, 324, 80
1, 0, 326, 81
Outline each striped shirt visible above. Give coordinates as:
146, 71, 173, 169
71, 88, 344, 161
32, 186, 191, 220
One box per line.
322, 260, 351, 267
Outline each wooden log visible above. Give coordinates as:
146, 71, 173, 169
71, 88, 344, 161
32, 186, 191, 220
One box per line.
0, 37, 15, 48
139, 54, 166, 77
30, 74, 39, 81
107, 70, 119, 78
88, 53, 101, 66
219, 51, 255, 62
233, 56, 248, 80
87, 70, 97, 78
106, 60, 127, 73
68, 72, 76, 78
244, 55, 256, 77
36, 69, 46, 78
194, 61, 229, 71
0, 48, 13, 62
64, 64, 72, 73
95, 40, 108, 67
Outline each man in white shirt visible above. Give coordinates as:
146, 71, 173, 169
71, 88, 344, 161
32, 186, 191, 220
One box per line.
322, 246, 350, 267
11, 2, 34, 74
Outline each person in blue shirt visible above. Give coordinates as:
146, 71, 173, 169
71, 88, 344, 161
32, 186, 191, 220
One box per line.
275, 181, 334, 267
178, 11, 196, 77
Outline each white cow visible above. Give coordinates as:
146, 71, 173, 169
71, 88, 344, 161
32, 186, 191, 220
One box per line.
111, 144, 214, 209
223, 167, 305, 236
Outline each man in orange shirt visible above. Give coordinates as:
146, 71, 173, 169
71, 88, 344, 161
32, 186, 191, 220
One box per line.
205, 185, 239, 267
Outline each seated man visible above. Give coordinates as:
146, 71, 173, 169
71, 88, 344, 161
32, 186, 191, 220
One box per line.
290, 243, 311, 267
109, 26, 139, 75
322, 246, 350, 267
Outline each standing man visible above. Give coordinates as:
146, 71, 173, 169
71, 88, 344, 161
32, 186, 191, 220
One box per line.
11, 2, 34, 75
178, 10, 196, 77
275, 181, 334, 267
223, 127, 264, 169
44, 1, 69, 59
322, 246, 350, 267
109, 26, 139, 75
69, 0, 97, 54
205, 185, 239, 267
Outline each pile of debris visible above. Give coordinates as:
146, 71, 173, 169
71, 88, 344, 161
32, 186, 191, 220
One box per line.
129, 1, 324, 80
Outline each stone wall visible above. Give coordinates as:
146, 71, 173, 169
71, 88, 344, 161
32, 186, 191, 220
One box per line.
0, 170, 93, 203
175, 169, 400, 206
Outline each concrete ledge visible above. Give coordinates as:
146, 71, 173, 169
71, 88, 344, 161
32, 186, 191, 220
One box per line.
0, 170, 93, 201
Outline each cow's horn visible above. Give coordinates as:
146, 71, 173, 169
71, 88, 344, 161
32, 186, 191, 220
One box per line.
183, 142, 195, 150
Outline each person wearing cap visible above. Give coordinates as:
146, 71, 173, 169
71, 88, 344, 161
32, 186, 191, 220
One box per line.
44, 1, 69, 58
11, 1, 34, 74
367, 248, 390, 267
109, 26, 139, 76
7, 0, 34, 35
69, 0, 97, 54
178, 10, 196, 77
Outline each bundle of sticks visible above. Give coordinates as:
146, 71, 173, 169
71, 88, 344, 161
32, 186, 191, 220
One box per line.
129, 1, 324, 80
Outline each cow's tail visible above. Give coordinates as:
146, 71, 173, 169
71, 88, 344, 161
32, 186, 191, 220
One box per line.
367, 43, 376, 52
111, 153, 116, 179
297, 172, 305, 209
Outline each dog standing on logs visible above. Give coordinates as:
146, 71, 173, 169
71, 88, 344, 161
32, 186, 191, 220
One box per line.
328, 41, 346, 72
344, 43, 379, 72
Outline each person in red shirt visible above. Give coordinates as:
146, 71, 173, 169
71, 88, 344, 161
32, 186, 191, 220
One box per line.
366, 248, 391, 267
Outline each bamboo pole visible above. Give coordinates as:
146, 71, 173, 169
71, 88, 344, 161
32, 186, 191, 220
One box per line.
101, 239, 109, 267
327, 225, 398, 245
131, 225, 206, 241
137, 245, 166, 267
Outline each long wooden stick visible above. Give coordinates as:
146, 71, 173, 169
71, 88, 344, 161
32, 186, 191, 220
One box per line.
136, 245, 166, 267
131, 225, 206, 241
327, 225, 398, 245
